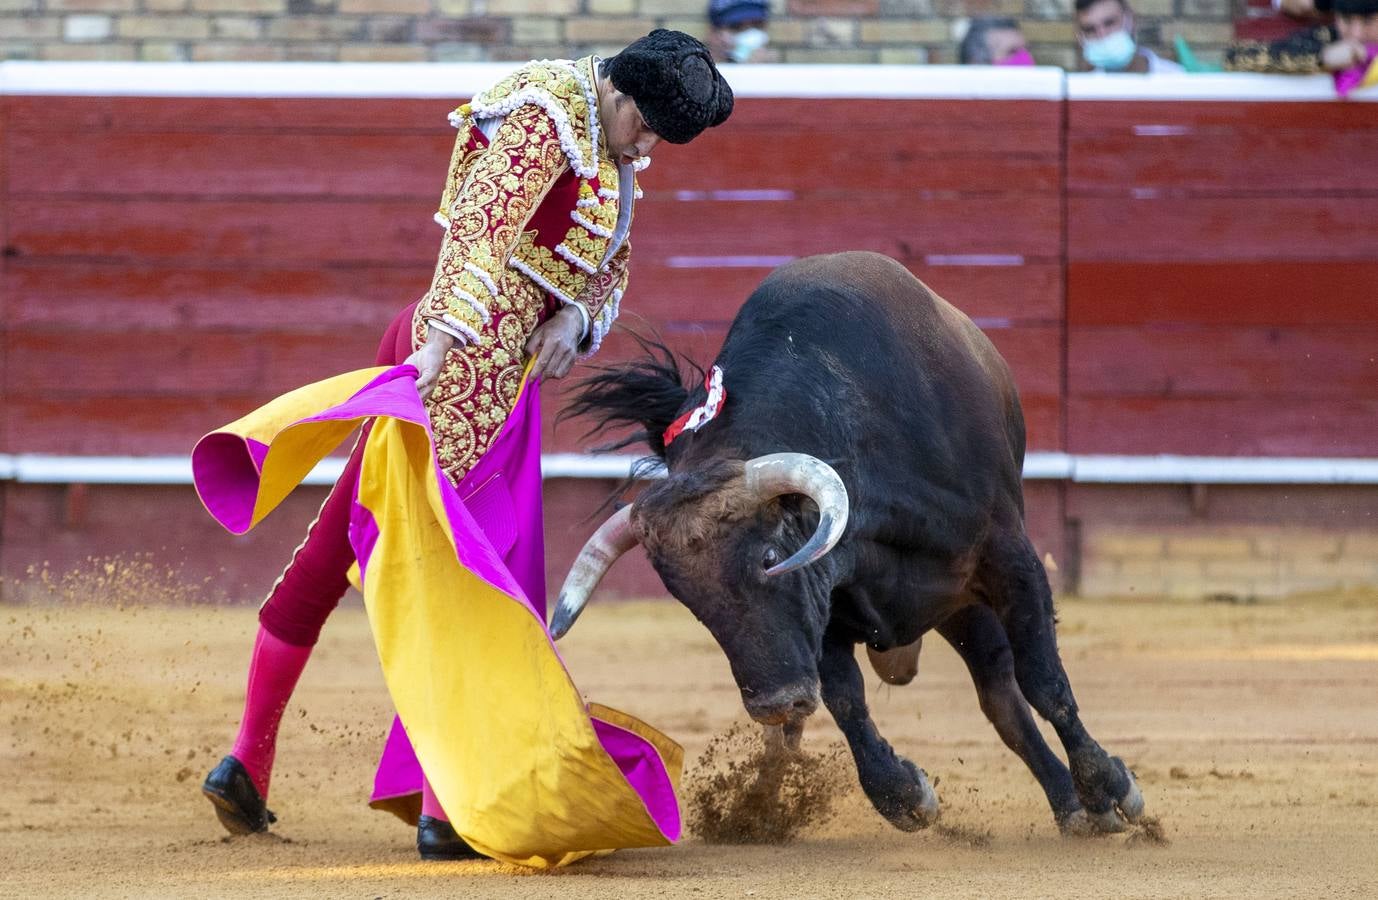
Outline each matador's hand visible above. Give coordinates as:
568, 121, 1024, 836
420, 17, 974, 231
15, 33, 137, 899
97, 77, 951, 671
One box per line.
1321, 39, 1367, 72
404, 325, 459, 401
525, 305, 584, 381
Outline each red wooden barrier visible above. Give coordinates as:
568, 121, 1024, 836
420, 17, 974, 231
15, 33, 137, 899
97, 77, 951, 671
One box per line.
5, 73, 1378, 465
0, 79, 1067, 460
1065, 85, 1378, 457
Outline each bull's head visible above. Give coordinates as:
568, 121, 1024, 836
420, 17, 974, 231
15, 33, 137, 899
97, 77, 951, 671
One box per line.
551, 453, 848, 728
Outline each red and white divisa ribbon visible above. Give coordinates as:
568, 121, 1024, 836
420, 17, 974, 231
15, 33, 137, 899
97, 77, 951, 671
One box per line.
663, 366, 726, 448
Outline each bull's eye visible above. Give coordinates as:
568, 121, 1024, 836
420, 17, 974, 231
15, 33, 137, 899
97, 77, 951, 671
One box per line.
762, 547, 780, 569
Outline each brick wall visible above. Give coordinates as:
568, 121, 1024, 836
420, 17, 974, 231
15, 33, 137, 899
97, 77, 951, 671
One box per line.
1082, 529, 1378, 599
0, 0, 1239, 67
1068, 485, 1378, 601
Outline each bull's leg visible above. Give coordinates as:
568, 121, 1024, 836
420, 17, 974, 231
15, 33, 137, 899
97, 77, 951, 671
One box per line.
937, 604, 1085, 831
819, 631, 938, 831
981, 531, 1145, 834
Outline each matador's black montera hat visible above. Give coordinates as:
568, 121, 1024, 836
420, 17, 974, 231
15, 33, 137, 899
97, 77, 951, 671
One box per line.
605, 29, 735, 144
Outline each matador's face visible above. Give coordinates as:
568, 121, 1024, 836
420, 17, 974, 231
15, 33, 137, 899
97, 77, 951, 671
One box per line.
600, 91, 662, 167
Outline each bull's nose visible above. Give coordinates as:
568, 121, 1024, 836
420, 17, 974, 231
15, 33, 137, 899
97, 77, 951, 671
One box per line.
743, 684, 820, 725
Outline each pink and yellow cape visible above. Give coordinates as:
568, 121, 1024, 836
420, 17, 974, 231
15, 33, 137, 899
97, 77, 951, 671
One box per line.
1335, 45, 1378, 97
192, 365, 681, 868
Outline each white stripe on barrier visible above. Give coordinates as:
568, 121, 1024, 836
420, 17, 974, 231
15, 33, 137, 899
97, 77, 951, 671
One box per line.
4, 453, 1378, 485
2, 61, 1374, 109
0, 61, 521, 98
1066, 72, 1378, 102
2, 62, 1372, 103
1068, 455, 1378, 485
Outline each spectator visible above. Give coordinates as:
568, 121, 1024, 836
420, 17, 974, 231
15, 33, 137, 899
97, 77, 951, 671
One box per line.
959, 17, 1036, 65
1277, 0, 1333, 21
1075, 0, 1184, 72
707, 0, 776, 64
1227, 0, 1377, 74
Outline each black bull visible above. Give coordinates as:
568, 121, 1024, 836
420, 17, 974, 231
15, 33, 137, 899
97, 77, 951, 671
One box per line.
554, 251, 1144, 835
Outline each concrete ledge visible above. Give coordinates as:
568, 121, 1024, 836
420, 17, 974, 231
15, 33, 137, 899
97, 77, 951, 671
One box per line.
3, 62, 1372, 103
0, 61, 1065, 100
1066, 71, 1378, 102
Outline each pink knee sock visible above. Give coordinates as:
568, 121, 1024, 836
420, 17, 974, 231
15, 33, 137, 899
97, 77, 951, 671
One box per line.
230, 626, 313, 798
421, 776, 448, 822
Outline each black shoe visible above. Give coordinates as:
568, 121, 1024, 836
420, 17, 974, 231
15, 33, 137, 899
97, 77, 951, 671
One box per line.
417, 815, 483, 860
202, 755, 277, 835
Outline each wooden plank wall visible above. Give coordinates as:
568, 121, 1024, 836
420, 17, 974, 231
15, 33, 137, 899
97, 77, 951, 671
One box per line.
3, 91, 1376, 465
0, 93, 1064, 461
1066, 99, 1378, 457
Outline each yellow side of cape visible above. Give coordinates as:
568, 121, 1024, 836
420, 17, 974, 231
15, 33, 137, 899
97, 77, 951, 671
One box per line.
356, 402, 679, 868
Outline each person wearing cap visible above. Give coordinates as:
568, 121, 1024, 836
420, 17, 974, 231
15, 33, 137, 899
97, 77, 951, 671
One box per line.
959, 17, 1036, 65
708, 0, 776, 63
1227, 0, 1378, 75
200, 29, 733, 861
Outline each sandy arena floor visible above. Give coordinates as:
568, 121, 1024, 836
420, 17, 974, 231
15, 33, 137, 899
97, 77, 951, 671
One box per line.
2, 588, 1377, 898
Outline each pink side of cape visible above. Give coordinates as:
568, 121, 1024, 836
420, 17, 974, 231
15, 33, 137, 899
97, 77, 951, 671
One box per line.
191, 365, 680, 843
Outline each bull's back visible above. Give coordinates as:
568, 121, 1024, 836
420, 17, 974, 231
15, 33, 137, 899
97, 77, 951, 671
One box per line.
710, 250, 1029, 558
751, 252, 1021, 446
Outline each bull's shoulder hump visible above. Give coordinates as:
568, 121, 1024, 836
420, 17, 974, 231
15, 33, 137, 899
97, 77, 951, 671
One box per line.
772, 250, 906, 281
767, 251, 926, 296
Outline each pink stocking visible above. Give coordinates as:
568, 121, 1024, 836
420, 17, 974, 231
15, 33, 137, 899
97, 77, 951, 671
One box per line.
421, 776, 448, 822
230, 626, 313, 798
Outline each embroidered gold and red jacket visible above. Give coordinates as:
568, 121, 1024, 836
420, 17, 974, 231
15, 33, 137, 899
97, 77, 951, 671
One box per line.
412, 56, 643, 486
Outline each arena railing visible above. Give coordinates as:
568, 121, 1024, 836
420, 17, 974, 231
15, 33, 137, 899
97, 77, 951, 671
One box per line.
6, 453, 1378, 486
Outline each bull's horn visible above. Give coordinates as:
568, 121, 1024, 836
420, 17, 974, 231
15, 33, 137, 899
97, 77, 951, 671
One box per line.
743, 453, 850, 577
549, 505, 639, 639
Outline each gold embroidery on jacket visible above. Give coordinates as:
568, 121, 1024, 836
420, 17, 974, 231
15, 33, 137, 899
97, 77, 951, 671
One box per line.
412, 56, 631, 486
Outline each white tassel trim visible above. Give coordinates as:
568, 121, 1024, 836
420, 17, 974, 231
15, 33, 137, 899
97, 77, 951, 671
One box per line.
632, 156, 650, 172
583, 287, 623, 358
576, 196, 599, 208
570, 210, 613, 239
596, 187, 619, 200
462, 262, 499, 299
555, 242, 598, 275
437, 314, 482, 345
508, 256, 576, 305
558, 59, 601, 171
434, 211, 450, 228
448, 109, 465, 128
450, 286, 492, 326
470, 86, 596, 179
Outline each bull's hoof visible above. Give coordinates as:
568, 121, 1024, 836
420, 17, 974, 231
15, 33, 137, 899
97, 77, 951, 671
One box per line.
1116, 771, 1146, 823
871, 758, 939, 832
1064, 759, 1145, 836
1057, 808, 1099, 837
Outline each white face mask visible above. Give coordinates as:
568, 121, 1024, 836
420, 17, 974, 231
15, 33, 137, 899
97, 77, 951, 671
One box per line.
730, 27, 769, 63
1082, 28, 1137, 71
